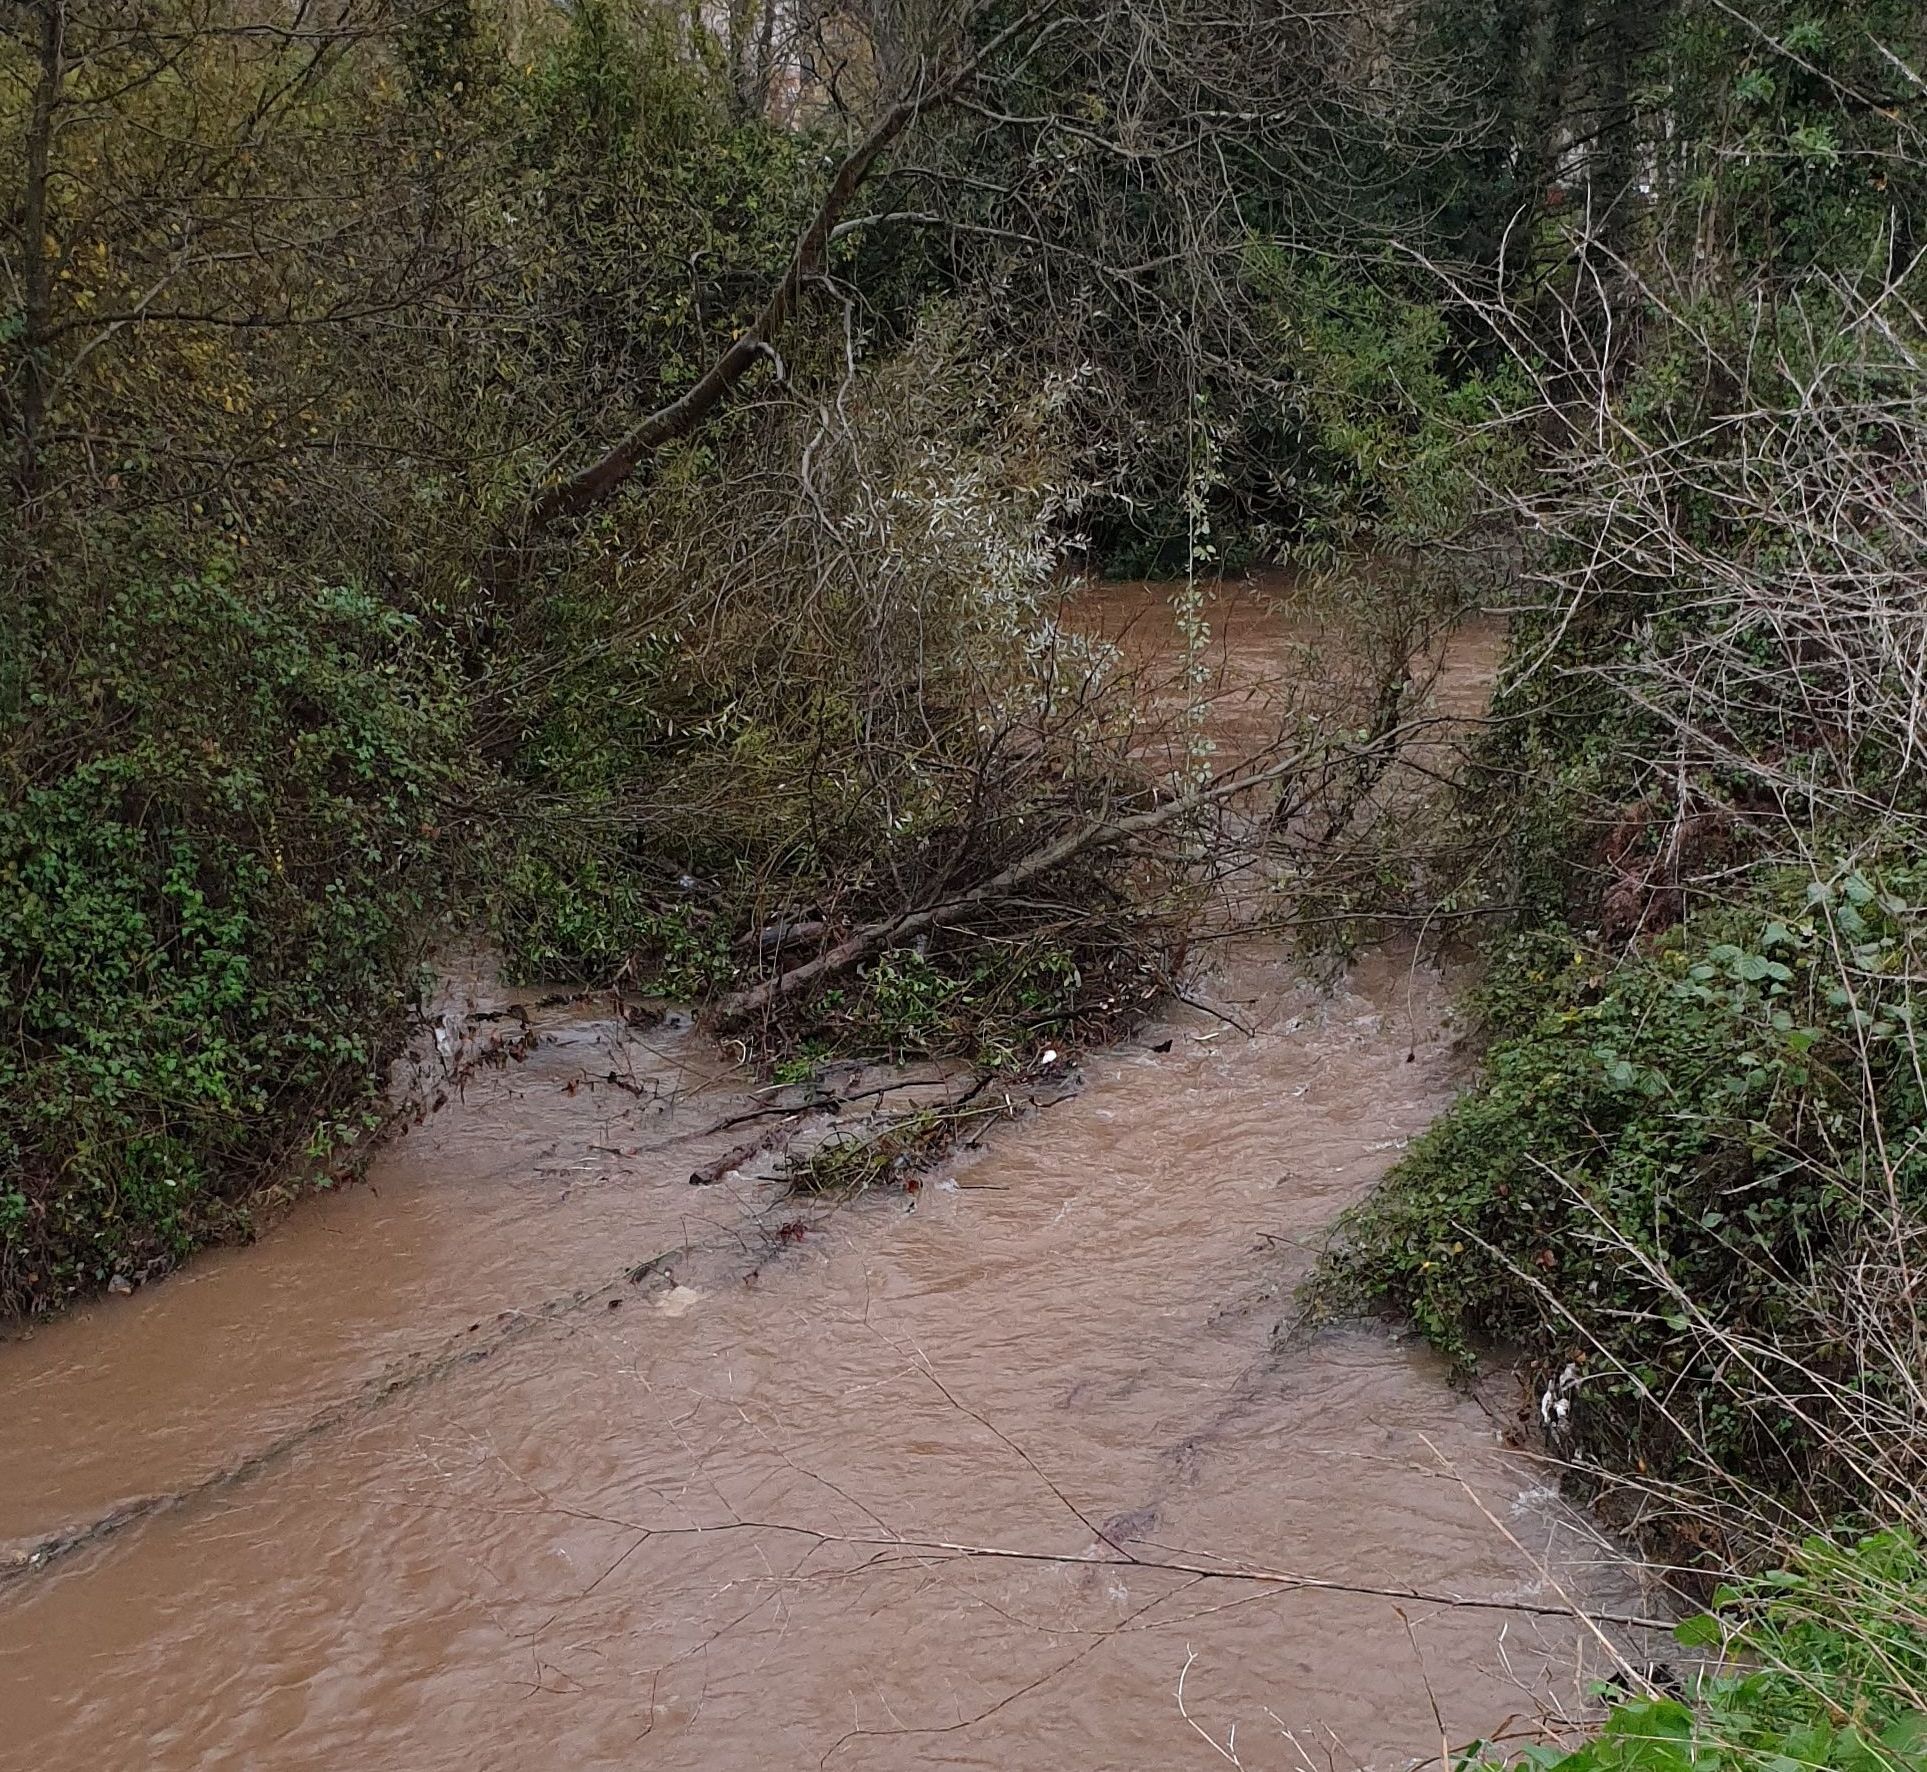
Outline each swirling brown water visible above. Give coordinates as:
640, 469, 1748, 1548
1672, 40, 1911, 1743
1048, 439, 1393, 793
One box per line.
0, 581, 1656, 1770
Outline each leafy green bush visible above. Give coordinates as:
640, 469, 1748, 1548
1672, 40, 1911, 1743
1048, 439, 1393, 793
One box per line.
0, 556, 465, 1311
1315, 858, 1927, 1531
495, 842, 737, 998
1083, 261, 1522, 577
802, 939, 1108, 1070
1467, 1530, 1927, 1772
1247, 257, 1527, 566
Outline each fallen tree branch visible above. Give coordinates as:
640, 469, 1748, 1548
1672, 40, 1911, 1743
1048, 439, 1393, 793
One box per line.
711, 722, 1428, 1028
697, 1067, 975, 1136
540, 1513, 1678, 1633
688, 1116, 815, 1185
918, 1535, 1674, 1632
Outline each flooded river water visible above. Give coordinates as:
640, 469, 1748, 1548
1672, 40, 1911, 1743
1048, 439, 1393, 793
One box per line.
0, 581, 1658, 1769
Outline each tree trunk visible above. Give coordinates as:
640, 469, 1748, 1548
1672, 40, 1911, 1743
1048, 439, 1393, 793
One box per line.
14, 0, 66, 502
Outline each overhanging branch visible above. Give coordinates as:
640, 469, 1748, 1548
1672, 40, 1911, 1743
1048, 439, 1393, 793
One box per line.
498, 2, 1056, 553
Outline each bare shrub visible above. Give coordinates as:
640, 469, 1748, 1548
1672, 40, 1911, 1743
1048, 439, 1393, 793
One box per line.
1325, 192, 1927, 1551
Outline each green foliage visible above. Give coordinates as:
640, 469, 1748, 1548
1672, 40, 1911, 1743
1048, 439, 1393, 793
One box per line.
1319, 5, 1927, 1594
496, 845, 736, 999
1247, 257, 1527, 567
784, 1105, 958, 1197
1317, 858, 1927, 1519
1415, 0, 1924, 279
807, 940, 1095, 1069
1081, 258, 1517, 576
400, 0, 498, 102
0, 548, 466, 1310
1655, 1, 1926, 275
1466, 1531, 1927, 1772
485, 4, 819, 463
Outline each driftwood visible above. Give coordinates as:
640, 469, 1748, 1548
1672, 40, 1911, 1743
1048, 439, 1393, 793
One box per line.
710, 724, 1425, 1028
733, 917, 829, 959
699, 1069, 963, 1136
688, 1117, 814, 1186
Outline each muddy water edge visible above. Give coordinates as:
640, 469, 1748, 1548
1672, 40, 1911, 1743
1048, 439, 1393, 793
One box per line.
0, 579, 1663, 1771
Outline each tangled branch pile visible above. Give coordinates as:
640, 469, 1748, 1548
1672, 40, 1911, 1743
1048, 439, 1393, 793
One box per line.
485, 318, 1202, 1064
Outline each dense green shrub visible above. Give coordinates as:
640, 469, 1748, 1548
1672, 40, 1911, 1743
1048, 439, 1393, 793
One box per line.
1079, 259, 1519, 578
0, 555, 465, 1310
1317, 858, 1927, 1531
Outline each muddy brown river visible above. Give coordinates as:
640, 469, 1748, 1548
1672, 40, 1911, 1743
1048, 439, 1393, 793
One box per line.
0, 581, 1659, 1769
